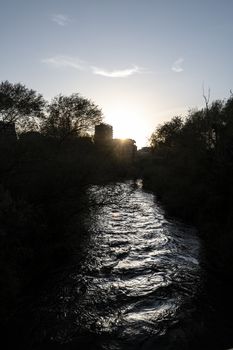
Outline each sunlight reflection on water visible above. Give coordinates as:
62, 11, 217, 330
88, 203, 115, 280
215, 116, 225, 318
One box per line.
72, 180, 201, 347
31, 180, 202, 349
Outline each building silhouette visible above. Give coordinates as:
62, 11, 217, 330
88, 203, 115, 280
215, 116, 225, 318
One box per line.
94, 123, 113, 145
94, 123, 137, 161
113, 138, 137, 161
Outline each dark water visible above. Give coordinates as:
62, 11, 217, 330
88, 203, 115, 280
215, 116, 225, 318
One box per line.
15, 181, 203, 349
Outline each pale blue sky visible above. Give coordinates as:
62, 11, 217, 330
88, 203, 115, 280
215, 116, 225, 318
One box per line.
1, 0, 233, 147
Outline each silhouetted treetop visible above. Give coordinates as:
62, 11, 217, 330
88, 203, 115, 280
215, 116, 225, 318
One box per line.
150, 97, 233, 153
42, 93, 103, 140
150, 116, 183, 149
0, 81, 45, 130
144, 96, 233, 222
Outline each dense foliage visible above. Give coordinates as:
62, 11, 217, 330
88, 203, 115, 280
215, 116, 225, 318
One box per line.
0, 80, 45, 131
41, 94, 103, 140
142, 95, 233, 270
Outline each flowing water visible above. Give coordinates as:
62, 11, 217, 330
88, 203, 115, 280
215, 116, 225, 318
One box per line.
18, 181, 203, 349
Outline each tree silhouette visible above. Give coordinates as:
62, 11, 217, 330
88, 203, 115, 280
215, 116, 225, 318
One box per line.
0, 80, 45, 131
42, 93, 103, 140
144, 95, 233, 225
150, 116, 183, 149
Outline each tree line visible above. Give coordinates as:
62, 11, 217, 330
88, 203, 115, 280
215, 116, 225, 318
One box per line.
0, 80, 103, 137
140, 95, 233, 342
143, 95, 233, 233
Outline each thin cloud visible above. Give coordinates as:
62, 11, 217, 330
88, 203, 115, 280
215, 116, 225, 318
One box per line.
172, 57, 184, 73
41, 55, 85, 70
51, 14, 70, 26
42, 56, 146, 78
91, 65, 143, 78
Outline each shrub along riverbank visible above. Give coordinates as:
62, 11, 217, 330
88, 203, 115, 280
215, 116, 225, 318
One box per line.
139, 95, 233, 348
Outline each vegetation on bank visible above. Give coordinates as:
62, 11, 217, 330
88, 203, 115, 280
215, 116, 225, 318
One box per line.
0, 81, 135, 324
138, 95, 233, 346
140, 94, 233, 270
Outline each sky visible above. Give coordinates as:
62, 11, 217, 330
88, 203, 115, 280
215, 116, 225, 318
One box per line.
0, 0, 233, 148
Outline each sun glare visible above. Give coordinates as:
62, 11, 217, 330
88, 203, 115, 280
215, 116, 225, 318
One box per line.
104, 106, 149, 149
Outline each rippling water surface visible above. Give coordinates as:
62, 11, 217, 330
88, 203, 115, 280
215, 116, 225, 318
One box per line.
27, 181, 202, 349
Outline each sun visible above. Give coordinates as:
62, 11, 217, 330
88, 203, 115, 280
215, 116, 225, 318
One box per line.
104, 105, 149, 149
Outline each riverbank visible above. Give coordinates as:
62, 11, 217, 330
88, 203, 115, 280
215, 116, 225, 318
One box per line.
140, 185, 233, 349
139, 96, 233, 348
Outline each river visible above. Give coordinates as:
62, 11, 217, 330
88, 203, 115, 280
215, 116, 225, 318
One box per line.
14, 181, 204, 349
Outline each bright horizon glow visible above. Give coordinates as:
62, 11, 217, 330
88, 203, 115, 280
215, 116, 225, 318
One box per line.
104, 105, 150, 149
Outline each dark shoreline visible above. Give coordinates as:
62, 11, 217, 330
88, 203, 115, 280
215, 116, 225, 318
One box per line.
141, 180, 233, 349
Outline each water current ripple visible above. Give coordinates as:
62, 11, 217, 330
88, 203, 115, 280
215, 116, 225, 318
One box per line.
26, 181, 202, 349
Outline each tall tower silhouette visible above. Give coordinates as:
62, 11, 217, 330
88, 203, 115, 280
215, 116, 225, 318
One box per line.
94, 123, 113, 144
